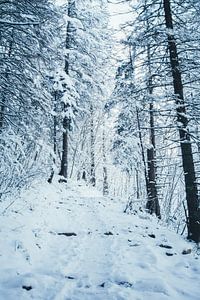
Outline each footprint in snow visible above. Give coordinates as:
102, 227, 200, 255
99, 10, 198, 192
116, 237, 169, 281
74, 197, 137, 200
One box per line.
117, 281, 133, 288
65, 276, 76, 280
57, 232, 77, 237
148, 233, 156, 238
104, 231, 114, 236
159, 244, 173, 249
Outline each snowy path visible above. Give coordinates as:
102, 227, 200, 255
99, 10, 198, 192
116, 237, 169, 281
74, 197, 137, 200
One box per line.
53, 196, 115, 300
0, 180, 200, 300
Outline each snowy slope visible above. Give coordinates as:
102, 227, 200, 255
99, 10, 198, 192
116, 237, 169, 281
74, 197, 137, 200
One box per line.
0, 179, 199, 300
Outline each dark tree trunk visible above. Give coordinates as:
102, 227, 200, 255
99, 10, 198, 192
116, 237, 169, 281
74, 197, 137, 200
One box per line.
163, 0, 200, 243
48, 91, 57, 183
90, 104, 96, 186
59, 116, 69, 180
59, 0, 75, 181
131, 40, 160, 215
146, 108, 160, 218
0, 35, 13, 132
136, 107, 149, 196
145, 43, 160, 218
0, 97, 5, 132
82, 170, 87, 181
102, 125, 109, 195
146, 146, 160, 218
135, 166, 140, 199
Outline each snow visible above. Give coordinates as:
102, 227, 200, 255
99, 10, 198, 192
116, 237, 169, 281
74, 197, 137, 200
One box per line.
0, 178, 199, 300
0, 19, 39, 25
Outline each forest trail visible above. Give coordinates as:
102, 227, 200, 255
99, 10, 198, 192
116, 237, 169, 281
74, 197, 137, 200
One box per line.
0, 180, 200, 300
53, 193, 115, 300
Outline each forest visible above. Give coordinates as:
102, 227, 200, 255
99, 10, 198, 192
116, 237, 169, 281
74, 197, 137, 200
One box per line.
0, 0, 200, 299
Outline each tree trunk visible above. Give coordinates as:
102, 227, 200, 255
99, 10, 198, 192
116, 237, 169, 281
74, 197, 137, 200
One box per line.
102, 123, 109, 195
145, 42, 160, 218
136, 107, 149, 196
0, 97, 5, 132
146, 146, 160, 218
135, 165, 140, 199
90, 104, 96, 186
0, 35, 13, 132
59, 0, 75, 181
131, 36, 160, 215
163, 0, 200, 243
60, 119, 69, 180
48, 91, 57, 183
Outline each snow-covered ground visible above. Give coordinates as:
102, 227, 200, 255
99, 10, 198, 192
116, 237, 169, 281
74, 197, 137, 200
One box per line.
0, 179, 199, 300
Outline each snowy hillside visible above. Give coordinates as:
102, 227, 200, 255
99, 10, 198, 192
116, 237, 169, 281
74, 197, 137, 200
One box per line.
0, 180, 199, 300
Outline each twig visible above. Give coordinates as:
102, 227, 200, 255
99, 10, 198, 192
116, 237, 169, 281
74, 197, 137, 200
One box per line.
1, 200, 15, 215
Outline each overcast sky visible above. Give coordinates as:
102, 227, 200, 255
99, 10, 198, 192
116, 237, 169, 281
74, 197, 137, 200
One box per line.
109, 1, 132, 30
55, 0, 132, 30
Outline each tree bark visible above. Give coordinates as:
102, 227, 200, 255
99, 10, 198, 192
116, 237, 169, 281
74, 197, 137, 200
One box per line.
102, 123, 109, 195
48, 91, 57, 183
59, 0, 75, 181
145, 42, 161, 218
163, 0, 200, 243
136, 107, 149, 196
90, 104, 96, 186
0, 33, 13, 132
0, 97, 5, 132
146, 146, 160, 218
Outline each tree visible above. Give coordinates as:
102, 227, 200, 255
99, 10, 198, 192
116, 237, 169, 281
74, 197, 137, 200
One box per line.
56, 0, 111, 186
102, 118, 109, 195
110, 56, 143, 197
59, 0, 77, 180
89, 104, 96, 186
145, 44, 160, 218
114, 0, 200, 241
0, 0, 59, 196
163, 0, 200, 242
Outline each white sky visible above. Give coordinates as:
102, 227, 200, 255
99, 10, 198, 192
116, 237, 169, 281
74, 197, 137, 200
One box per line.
55, 0, 132, 31
108, 1, 132, 30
